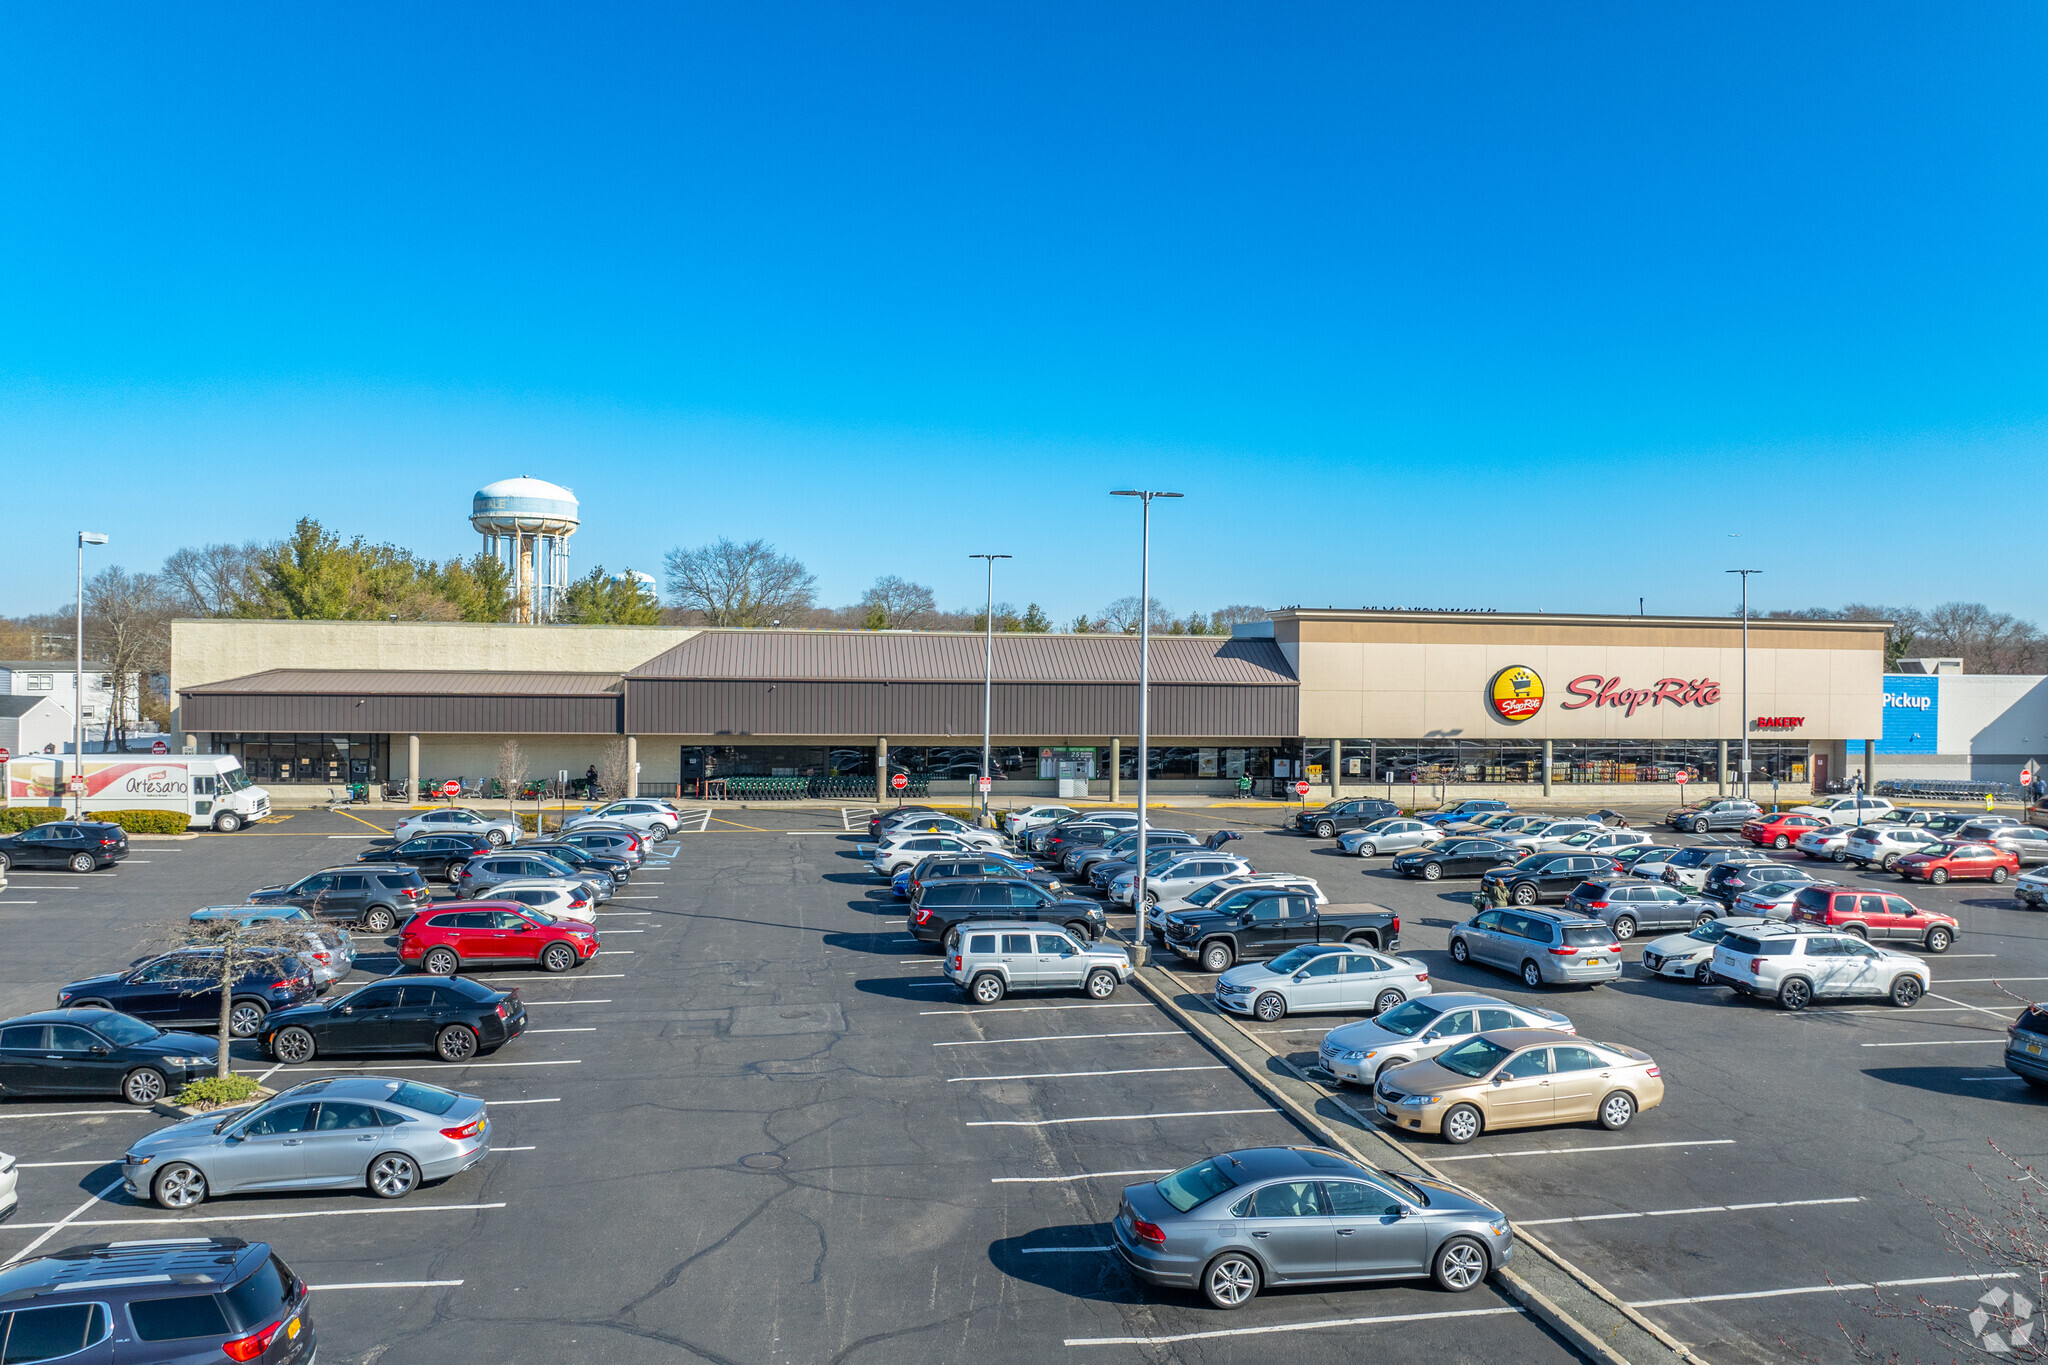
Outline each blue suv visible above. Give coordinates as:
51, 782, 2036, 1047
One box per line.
57, 949, 317, 1039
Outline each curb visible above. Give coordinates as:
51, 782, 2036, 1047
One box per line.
1129, 963, 1702, 1365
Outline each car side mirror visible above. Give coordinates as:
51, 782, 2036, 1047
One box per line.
341, 1006, 353, 1014
90, 1045, 109, 1056
1491, 1076, 1506, 1086
1292, 972, 1309, 983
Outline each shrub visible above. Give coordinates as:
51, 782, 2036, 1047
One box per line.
0, 808, 70, 832
0, 807, 190, 834
172, 1074, 264, 1110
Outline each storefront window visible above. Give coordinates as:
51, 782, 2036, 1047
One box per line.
210, 735, 386, 784
1334, 740, 1807, 786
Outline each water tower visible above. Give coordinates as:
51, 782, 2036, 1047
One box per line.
471, 476, 580, 622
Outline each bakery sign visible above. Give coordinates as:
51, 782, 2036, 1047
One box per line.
1753, 716, 1804, 730
1560, 675, 1722, 717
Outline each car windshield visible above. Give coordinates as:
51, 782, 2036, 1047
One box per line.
1185, 881, 1240, 907
1155, 1157, 1241, 1213
218, 766, 251, 792
93, 1014, 163, 1045
1373, 998, 1441, 1037
1437, 1036, 1516, 1078
1688, 920, 1734, 944
1268, 945, 1338, 973
387, 1080, 461, 1115
1509, 854, 1551, 871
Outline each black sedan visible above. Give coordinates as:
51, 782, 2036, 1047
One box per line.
0, 819, 129, 873
1390, 838, 1522, 881
262, 975, 527, 1064
363, 832, 494, 881
518, 840, 633, 884
0, 1008, 218, 1105
57, 949, 318, 1038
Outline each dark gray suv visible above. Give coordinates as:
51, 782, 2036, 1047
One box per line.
247, 864, 430, 933
0, 1236, 313, 1363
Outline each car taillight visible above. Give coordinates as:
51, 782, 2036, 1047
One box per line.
312, 952, 330, 963
99, 837, 117, 846
495, 1003, 510, 1019
570, 898, 588, 908
1389, 916, 1399, 935
440, 1117, 486, 1140
1586, 901, 1609, 910
407, 887, 426, 900
459, 868, 473, 878
951, 956, 963, 971
1645, 1065, 1660, 1076
221, 1319, 283, 1361
1549, 946, 1577, 956
1750, 958, 1765, 975
913, 907, 931, 924
1415, 971, 1428, 983
1132, 1218, 1167, 1247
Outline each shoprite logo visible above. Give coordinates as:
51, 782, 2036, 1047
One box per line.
1488, 666, 1545, 722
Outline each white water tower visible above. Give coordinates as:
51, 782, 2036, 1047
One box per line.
471, 476, 580, 622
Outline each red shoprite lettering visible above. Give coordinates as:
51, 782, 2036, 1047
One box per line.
1561, 675, 1722, 717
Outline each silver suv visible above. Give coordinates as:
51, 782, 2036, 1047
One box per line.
942, 921, 1133, 1004
1659, 845, 1769, 891
1137, 853, 1256, 908
457, 851, 607, 902
1709, 924, 1929, 1011
1448, 909, 1623, 988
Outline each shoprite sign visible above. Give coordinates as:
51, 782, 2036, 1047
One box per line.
1560, 675, 1722, 717
1488, 667, 1545, 722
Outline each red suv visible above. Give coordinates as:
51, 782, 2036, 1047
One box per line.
399, 902, 599, 975
1895, 841, 2020, 886
1786, 885, 1958, 952
1741, 813, 1829, 850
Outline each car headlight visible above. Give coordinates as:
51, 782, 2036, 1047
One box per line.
1403, 1094, 1444, 1107
126, 1154, 152, 1167
1489, 1218, 1510, 1237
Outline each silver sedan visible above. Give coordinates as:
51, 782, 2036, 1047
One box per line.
1214, 943, 1431, 1022
394, 807, 522, 846
1338, 819, 1444, 857
1317, 993, 1576, 1086
121, 1075, 490, 1208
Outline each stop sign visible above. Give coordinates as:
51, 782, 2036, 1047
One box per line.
151, 739, 168, 755
442, 779, 461, 797
891, 773, 908, 792
1294, 780, 1310, 797
1676, 771, 1689, 785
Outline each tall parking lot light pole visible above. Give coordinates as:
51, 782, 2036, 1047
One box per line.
75, 532, 109, 816
1727, 569, 1760, 802
969, 554, 1011, 826
1111, 489, 1181, 967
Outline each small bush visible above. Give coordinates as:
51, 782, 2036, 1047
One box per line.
172, 1074, 263, 1110
0, 807, 190, 834
0, 807, 71, 832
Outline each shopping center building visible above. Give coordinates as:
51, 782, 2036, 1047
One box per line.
167, 608, 1889, 801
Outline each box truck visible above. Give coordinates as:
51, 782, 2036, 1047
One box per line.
4, 754, 271, 831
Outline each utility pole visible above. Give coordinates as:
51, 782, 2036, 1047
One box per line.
1111, 489, 1182, 966
969, 554, 1011, 826
1727, 570, 1761, 802
74, 532, 108, 815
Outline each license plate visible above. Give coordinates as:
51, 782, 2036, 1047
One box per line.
1583, 959, 1604, 967
2029, 1042, 2042, 1056
287, 1317, 301, 1340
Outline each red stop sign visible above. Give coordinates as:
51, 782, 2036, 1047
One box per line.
442, 779, 461, 797
1294, 780, 1310, 797
891, 773, 908, 791
1676, 771, 1689, 784
0, 747, 10, 764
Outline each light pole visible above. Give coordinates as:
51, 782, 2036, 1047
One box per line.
1111, 488, 1181, 967
1727, 569, 1760, 802
969, 553, 1011, 825
75, 532, 109, 815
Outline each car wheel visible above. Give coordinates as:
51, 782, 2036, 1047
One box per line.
1374, 988, 1405, 1013
1599, 1091, 1637, 1130
1253, 992, 1286, 1022
0, 852, 9, 871
970, 973, 1005, 1005
1695, 964, 1716, 987
1316, 821, 1336, 839
1511, 883, 1537, 906
1441, 1103, 1484, 1145
1450, 938, 1471, 964
1432, 1235, 1490, 1292
541, 943, 577, 973
1925, 926, 1953, 953
1355, 843, 1377, 857
214, 810, 243, 833
363, 906, 397, 933
1421, 861, 1442, 881
73, 997, 112, 1012
435, 1024, 478, 1061
367, 1152, 421, 1199
1520, 960, 1543, 989
1832, 848, 1848, 862
1202, 1252, 1261, 1310
1693, 910, 1717, 929
227, 1000, 267, 1038
1777, 977, 1813, 1011
1085, 969, 1118, 999
121, 1067, 168, 1106
486, 829, 508, 846
423, 947, 460, 975
1845, 924, 1868, 940
1993, 867, 2010, 884
1690, 819, 1708, 834
70, 852, 96, 873
1201, 942, 1234, 973
1890, 974, 1924, 1007
272, 1026, 316, 1064
1613, 915, 1637, 941
1773, 835, 1790, 850
1881, 854, 1900, 871
153, 1162, 208, 1209
1930, 868, 1949, 884
1142, 889, 1158, 906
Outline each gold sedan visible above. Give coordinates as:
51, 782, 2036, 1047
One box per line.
1371, 1028, 1664, 1145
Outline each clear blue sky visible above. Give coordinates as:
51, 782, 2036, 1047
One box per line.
5, 3, 2045, 623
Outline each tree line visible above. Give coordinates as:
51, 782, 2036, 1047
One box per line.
1764, 602, 2048, 674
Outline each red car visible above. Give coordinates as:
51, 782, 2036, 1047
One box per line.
1741, 813, 1829, 850
1785, 885, 1958, 952
398, 901, 600, 974
1895, 841, 2021, 886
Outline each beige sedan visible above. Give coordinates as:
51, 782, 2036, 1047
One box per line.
1370, 1028, 1664, 1145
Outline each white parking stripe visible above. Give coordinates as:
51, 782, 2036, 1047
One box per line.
8, 1177, 124, 1258
1430, 1139, 1736, 1163
526, 1027, 595, 1033
993, 1170, 1174, 1184
486, 1097, 560, 1105
497, 1145, 536, 1151
1065, 1305, 1523, 1347
470, 973, 625, 981
16, 1160, 112, 1169
933, 1030, 1183, 1048
1928, 992, 2024, 1021
0, 1109, 141, 1121
238, 1060, 581, 1073
1936, 977, 2048, 984
967, 1108, 1272, 1128
1934, 954, 2000, 958
920, 1003, 1154, 1016
6, 1202, 508, 1231
1962, 1075, 2026, 1083
311, 1280, 465, 1290
1630, 1270, 2017, 1309
598, 929, 645, 933
527, 999, 610, 1005
609, 895, 661, 900
595, 912, 651, 916
1518, 1197, 1859, 1226
1858, 1039, 2002, 1047
951, 1066, 1224, 1083
1022, 1245, 1112, 1253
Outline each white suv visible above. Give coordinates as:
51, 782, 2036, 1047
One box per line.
1003, 805, 1078, 836
1791, 795, 1895, 821
1709, 924, 1929, 1011
1844, 825, 1946, 872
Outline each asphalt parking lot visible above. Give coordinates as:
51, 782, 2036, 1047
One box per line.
0, 801, 2040, 1363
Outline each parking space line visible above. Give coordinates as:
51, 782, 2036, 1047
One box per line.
312, 1280, 465, 1290
609, 895, 661, 900
6, 1201, 508, 1232
933, 1030, 1183, 1048
1962, 1075, 2027, 1083
239, 1060, 581, 1073
1936, 977, 2048, 984
0, 1109, 139, 1121
1629, 1270, 2018, 1309
470, 973, 625, 981
8, 1177, 125, 1258
498, 1145, 536, 1151
1021, 1245, 1112, 1253
525, 1027, 594, 1033
1519, 1197, 1859, 1226
16, 1160, 113, 1169
1431, 1139, 1736, 1163
598, 929, 645, 933
1064, 1304, 1523, 1347
920, 1003, 1155, 1016
485, 1097, 560, 1105
967, 1108, 1273, 1128
951, 1066, 1225, 1083
527, 999, 610, 1005
595, 912, 652, 916
597, 950, 635, 954
1858, 1039, 2003, 1047
1928, 992, 2024, 1021
993, 1169, 1174, 1184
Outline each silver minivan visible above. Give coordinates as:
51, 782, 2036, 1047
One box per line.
942, 921, 1133, 1004
1448, 909, 1624, 988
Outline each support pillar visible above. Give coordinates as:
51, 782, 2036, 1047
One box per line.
876, 737, 889, 804
626, 736, 638, 798
1110, 737, 1121, 804
1331, 739, 1344, 799
1863, 739, 1875, 794
1718, 740, 1729, 797
408, 734, 420, 795
1542, 740, 1554, 798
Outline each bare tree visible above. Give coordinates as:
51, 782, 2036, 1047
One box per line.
1211, 604, 1269, 628
596, 738, 632, 799
168, 914, 321, 1080
160, 542, 270, 617
496, 739, 526, 814
858, 575, 939, 629
1100, 596, 1173, 634
82, 566, 171, 750
663, 538, 817, 626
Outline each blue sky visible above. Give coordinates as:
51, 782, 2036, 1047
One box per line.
5, 3, 2045, 622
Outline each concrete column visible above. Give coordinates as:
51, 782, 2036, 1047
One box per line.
1542, 739, 1554, 798
1110, 737, 1121, 804
408, 734, 421, 794
182, 733, 197, 754
626, 736, 638, 798
1864, 739, 1875, 793
1718, 739, 1729, 797
875, 737, 889, 804
1331, 739, 1344, 799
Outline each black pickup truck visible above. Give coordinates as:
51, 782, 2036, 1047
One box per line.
1160, 889, 1399, 972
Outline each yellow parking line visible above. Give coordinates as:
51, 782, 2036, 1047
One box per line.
333, 807, 391, 833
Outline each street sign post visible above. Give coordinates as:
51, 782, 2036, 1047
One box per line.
151, 739, 168, 755
1293, 780, 1310, 800
978, 777, 992, 794
441, 779, 461, 798
1676, 771, 1688, 787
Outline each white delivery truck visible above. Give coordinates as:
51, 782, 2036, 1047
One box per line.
4, 754, 271, 831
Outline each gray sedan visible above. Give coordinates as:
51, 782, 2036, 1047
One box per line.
1318, 993, 1576, 1086
393, 807, 522, 846
1214, 943, 1431, 1021
563, 800, 680, 841
1338, 819, 1443, 857
1112, 1147, 1513, 1308
121, 1075, 490, 1208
